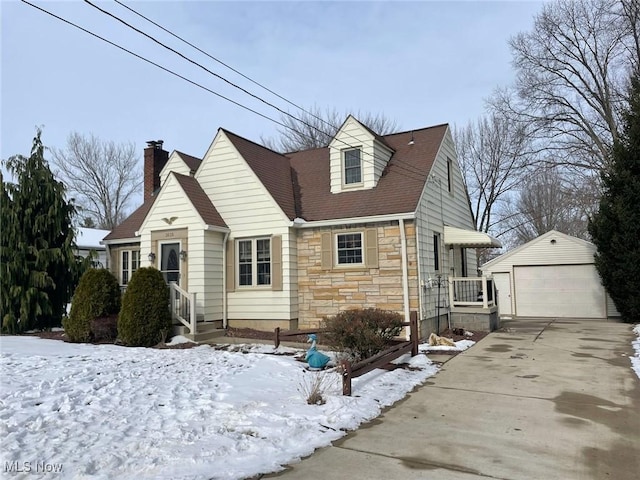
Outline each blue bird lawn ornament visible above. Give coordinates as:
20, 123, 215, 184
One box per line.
305, 334, 330, 369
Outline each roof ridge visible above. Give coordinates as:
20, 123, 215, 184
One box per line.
382, 123, 449, 139
220, 128, 290, 159
175, 150, 201, 160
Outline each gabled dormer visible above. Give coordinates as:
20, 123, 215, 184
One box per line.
329, 115, 395, 194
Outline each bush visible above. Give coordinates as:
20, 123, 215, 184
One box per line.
118, 267, 171, 347
63, 268, 121, 342
322, 308, 404, 361
90, 315, 118, 342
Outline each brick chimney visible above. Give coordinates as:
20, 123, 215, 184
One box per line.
144, 140, 169, 201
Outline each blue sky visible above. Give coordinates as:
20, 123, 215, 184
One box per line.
2, 0, 542, 182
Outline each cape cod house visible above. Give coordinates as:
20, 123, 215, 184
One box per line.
102, 116, 500, 341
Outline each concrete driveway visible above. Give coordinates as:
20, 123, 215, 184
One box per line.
263, 318, 639, 480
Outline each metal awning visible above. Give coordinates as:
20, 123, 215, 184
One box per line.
443, 226, 502, 248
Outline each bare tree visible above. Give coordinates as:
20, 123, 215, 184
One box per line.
494, 0, 639, 172
263, 105, 399, 152
454, 113, 536, 236
51, 133, 141, 229
500, 167, 596, 245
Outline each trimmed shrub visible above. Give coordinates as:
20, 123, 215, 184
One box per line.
63, 268, 121, 342
90, 315, 118, 342
118, 267, 171, 347
322, 308, 404, 361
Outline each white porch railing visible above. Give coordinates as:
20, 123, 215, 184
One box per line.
448, 276, 496, 309
169, 281, 196, 335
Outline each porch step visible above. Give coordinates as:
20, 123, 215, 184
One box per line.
172, 321, 226, 343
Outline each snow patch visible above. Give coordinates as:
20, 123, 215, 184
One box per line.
419, 339, 476, 352
0, 336, 438, 479
165, 335, 195, 345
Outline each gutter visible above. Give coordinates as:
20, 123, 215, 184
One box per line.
399, 218, 411, 340
291, 212, 415, 228
222, 231, 230, 329
101, 237, 140, 245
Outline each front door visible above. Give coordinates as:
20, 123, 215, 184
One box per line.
161, 243, 180, 285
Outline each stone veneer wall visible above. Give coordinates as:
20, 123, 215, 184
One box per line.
297, 221, 420, 329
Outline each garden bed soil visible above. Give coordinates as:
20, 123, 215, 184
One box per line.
24, 326, 488, 354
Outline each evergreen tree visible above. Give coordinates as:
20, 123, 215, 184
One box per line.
589, 76, 640, 323
1, 130, 80, 333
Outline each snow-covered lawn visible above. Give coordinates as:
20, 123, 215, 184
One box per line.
0, 336, 439, 480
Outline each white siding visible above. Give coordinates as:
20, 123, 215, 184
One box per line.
329, 116, 392, 193
482, 232, 598, 273
482, 231, 621, 319
138, 174, 222, 319
415, 127, 477, 320
190, 229, 224, 320
196, 131, 297, 320
141, 174, 203, 235
159, 152, 193, 187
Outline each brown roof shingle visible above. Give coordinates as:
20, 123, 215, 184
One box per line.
105, 122, 447, 240
288, 125, 447, 221
222, 129, 298, 220
173, 173, 227, 228
103, 198, 156, 241
175, 151, 202, 173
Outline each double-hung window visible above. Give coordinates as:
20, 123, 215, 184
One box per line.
121, 250, 140, 285
343, 148, 362, 185
237, 238, 271, 287
336, 232, 363, 265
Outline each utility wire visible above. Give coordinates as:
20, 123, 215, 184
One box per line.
22, 0, 427, 183
94, 0, 429, 180
112, 0, 428, 179
19, 0, 293, 131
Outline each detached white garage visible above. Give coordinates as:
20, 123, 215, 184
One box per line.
481, 230, 620, 319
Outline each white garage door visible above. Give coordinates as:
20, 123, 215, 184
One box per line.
514, 264, 605, 318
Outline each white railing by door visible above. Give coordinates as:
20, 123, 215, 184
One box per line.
169, 281, 196, 335
448, 276, 496, 309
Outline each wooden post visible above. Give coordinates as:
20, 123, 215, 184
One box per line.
190, 291, 197, 336
410, 311, 418, 357
274, 327, 280, 349
341, 360, 352, 396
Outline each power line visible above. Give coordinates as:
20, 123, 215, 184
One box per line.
90, 0, 430, 180
113, 0, 427, 176
112, 0, 306, 114
21, 0, 428, 183
19, 1, 292, 131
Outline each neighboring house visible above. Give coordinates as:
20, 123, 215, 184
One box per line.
76, 227, 110, 267
103, 116, 500, 339
481, 230, 621, 319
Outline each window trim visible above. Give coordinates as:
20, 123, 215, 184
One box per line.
446, 157, 454, 195
433, 233, 441, 272
342, 147, 363, 187
335, 231, 364, 266
120, 249, 140, 286
236, 237, 272, 288
158, 240, 182, 285
460, 247, 468, 277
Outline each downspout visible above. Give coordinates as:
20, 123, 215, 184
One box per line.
399, 218, 410, 340
222, 231, 230, 329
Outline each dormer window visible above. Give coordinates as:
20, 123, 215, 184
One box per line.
343, 148, 362, 185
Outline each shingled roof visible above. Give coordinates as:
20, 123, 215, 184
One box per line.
175, 151, 202, 173
103, 198, 156, 241
222, 129, 298, 220
104, 121, 448, 241
288, 124, 447, 221
173, 173, 227, 228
